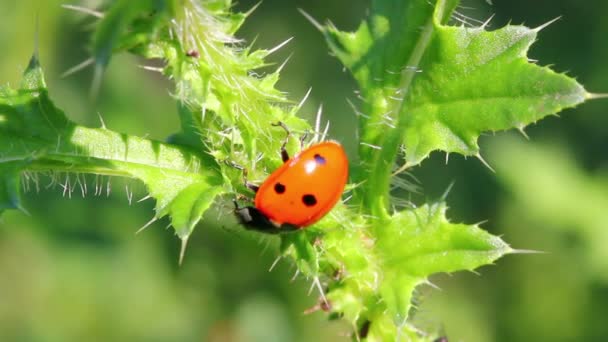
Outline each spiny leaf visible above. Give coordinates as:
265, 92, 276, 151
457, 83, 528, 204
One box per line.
285, 202, 511, 341
0, 52, 223, 242
400, 23, 586, 164
324, 0, 587, 167
377, 203, 510, 326
316, 0, 591, 221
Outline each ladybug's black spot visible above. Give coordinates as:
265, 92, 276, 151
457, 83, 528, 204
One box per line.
302, 194, 317, 207
274, 182, 286, 194
314, 154, 326, 165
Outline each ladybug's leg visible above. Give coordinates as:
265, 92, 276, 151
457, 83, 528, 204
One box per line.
224, 160, 259, 193
272, 121, 291, 162
241, 168, 260, 193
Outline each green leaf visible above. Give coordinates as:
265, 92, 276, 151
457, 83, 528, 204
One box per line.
377, 203, 510, 325
400, 23, 586, 164
0, 53, 224, 242
317, 0, 590, 217
293, 202, 511, 340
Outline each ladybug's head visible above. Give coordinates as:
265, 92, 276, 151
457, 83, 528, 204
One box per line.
234, 203, 300, 234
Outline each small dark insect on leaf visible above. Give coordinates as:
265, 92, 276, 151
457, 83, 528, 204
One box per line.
186, 49, 199, 58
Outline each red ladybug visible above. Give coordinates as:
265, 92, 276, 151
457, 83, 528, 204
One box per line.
235, 123, 348, 233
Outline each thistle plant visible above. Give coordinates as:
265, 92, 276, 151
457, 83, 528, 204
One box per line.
0, 0, 602, 340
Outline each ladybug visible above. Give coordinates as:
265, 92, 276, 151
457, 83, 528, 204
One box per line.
234, 122, 349, 233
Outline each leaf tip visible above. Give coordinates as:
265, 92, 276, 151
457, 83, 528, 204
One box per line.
21, 50, 46, 90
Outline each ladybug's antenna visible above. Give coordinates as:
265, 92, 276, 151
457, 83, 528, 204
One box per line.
299, 130, 309, 150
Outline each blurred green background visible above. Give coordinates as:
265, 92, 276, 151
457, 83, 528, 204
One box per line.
1, 0, 607, 341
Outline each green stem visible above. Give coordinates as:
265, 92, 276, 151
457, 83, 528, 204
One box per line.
365, 0, 443, 220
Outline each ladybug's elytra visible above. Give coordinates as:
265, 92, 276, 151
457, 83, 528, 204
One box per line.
235, 122, 349, 233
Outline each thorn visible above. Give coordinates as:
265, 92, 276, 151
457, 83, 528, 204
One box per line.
312, 276, 328, 307
135, 216, 158, 234
267, 37, 293, 55
360, 142, 381, 150
298, 8, 324, 32
534, 16, 562, 33
34, 13, 40, 59
290, 269, 300, 282
61, 58, 95, 78
586, 92, 608, 100
476, 153, 495, 173
517, 126, 529, 140
61, 4, 104, 18
314, 104, 323, 143
469, 269, 481, 276
269, 256, 282, 272
423, 279, 441, 291
295, 87, 312, 112
321, 119, 330, 142
17, 205, 31, 216
94, 175, 100, 196
97, 112, 107, 129
276, 53, 292, 73
137, 194, 151, 203
473, 219, 489, 226
61, 175, 70, 197
445, 152, 450, 164
76, 174, 86, 197
125, 184, 133, 205
347, 101, 368, 120
480, 13, 495, 30
244, 1, 262, 17
179, 236, 189, 266
511, 248, 546, 254
439, 181, 455, 202
138, 65, 164, 73
391, 162, 411, 177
